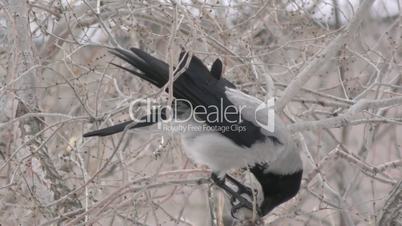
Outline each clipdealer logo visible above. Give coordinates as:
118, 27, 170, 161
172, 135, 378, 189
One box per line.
127, 97, 274, 133
255, 98, 275, 133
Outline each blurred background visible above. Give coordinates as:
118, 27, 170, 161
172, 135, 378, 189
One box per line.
0, 0, 401, 225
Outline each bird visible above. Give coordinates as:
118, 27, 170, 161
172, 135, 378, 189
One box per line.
83, 47, 303, 218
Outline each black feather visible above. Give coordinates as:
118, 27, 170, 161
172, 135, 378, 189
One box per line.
83, 120, 134, 137
210, 58, 223, 80
83, 109, 166, 137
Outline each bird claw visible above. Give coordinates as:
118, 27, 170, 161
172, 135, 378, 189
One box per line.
228, 179, 258, 211
230, 193, 251, 207
231, 205, 241, 218
211, 173, 260, 218
230, 195, 237, 205
229, 189, 261, 219
230, 199, 261, 219
236, 184, 253, 197
230, 199, 252, 217
225, 174, 255, 197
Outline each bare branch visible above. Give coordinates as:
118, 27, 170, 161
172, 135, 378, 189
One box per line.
276, 0, 376, 111
378, 180, 402, 226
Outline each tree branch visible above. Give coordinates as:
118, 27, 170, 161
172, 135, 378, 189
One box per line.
276, 0, 376, 111
378, 180, 402, 226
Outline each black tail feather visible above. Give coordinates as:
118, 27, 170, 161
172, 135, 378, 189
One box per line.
110, 48, 169, 88
83, 120, 134, 137
83, 110, 166, 137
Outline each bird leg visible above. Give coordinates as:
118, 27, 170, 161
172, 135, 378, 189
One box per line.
224, 174, 261, 217
225, 174, 254, 197
211, 173, 259, 217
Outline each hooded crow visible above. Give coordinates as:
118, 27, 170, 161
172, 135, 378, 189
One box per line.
83, 47, 303, 217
